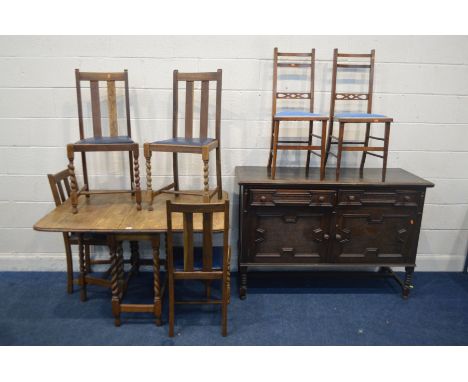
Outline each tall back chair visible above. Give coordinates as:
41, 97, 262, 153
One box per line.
67, 70, 141, 213
144, 70, 223, 209
166, 200, 231, 337
325, 49, 393, 181
267, 48, 328, 180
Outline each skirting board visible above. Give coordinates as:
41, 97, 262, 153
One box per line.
0, 253, 466, 272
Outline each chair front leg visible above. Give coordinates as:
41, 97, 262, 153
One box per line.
306, 120, 314, 170
144, 143, 154, 211
133, 145, 142, 211
382, 122, 391, 182
67, 144, 78, 214
335, 122, 345, 181
202, 149, 210, 202
360, 122, 371, 176
271, 120, 280, 179
320, 120, 327, 181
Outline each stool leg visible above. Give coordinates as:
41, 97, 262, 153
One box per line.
202, 149, 210, 202
335, 122, 345, 181
320, 120, 327, 180
382, 122, 391, 182
67, 144, 78, 214
306, 121, 313, 170
360, 122, 371, 177
133, 146, 142, 211
271, 121, 280, 179
144, 144, 154, 211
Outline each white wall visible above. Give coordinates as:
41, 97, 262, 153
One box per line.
0, 35, 467, 271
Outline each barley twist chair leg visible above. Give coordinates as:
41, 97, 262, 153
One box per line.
203, 154, 210, 202
144, 144, 154, 211
133, 147, 142, 211
215, 146, 222, 199
67, 145, 78, 214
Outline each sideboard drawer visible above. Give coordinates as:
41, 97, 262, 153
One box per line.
250, 189, 336, 207
338, 190, 420, 207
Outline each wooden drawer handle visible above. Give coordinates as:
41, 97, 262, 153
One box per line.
404, 195, 411, 201
318, 196, 325, 202
323, 234, 330, 240
348, 195, 356, 201
336, 234, 342, 241
260, 196, 267, 202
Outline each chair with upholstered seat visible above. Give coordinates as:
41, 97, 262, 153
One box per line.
324, 49, 393, 181
67, 70, 141, 213
267, 48, 329, 180
47, 169, 140, 301
144, 70, 223, 209
166, 200, 231, 337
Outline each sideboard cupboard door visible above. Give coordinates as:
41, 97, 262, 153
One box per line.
245, 207, 332, 264
330, 206, 419, 264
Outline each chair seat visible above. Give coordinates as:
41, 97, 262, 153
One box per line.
173, 246, 224, 271
75, 136, 134, 145
275, 110, 326, 118
152, 137, 216, 146
334, 113, 388, 119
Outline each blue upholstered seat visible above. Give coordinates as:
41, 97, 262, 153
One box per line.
76, 136, 134, 144
152, 137, 216, 146
275, 110, 325, 118
173, 246, 224, 271
335, 113, 387, 119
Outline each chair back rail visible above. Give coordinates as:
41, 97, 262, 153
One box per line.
47, 169, 74, 206
329, 49, 376, 118
166, 200, 229, 273
271, 47, 315, 118
75, 69, 132, 139
172, 69, 222, 141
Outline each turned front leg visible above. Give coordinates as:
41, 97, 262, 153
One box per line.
144, 143, 154, 211
133, 146, 142, 211
78, 233, 87, 302
403, 266, 414, 299
202, 149, 210, 202
67, 144, 78, 214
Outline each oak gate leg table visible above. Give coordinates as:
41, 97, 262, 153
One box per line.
236, 166, 434, 300
34, 191, 229, 326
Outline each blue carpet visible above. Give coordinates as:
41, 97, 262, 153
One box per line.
0, 271, 467, 345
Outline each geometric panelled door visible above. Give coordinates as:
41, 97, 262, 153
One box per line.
324, 50, 393, 181
67, 70, 141, 213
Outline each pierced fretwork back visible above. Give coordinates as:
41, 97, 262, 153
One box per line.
166, 200, 230, 273
271, 48, 315, 116
329, 49, 376, 117
172, 70, 222, 141
75, 70, 132, 140
47, 169, 75, 206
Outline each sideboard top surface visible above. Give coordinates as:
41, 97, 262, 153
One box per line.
235, 167, 434, 188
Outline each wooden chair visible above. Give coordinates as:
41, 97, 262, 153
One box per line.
144, 70, 223, 209
267, 48, 328, 180
166, 200, 231, 337
324, 49, 393, 181
47, 169, 140, 300
67, 70, 141, 214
